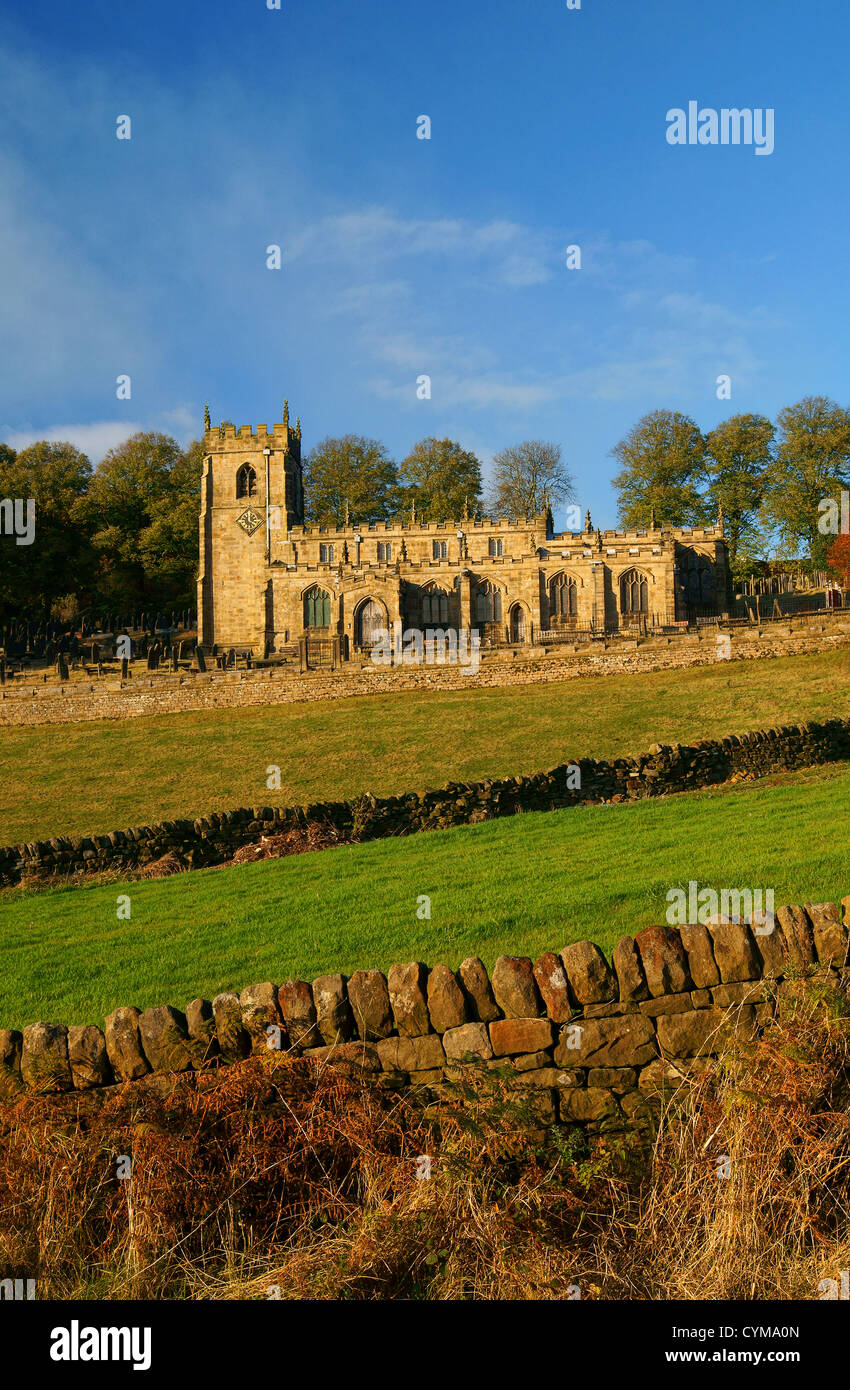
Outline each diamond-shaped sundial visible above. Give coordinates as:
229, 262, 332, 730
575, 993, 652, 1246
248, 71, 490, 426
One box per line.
236, 508, 263, 536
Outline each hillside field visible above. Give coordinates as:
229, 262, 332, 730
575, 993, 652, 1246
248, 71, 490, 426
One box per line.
1, 645, 849, 845
1, 761, 848, 1029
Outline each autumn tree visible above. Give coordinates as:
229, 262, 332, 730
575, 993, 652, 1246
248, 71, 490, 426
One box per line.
304, 435, 399, 527
0, 440, 93, 620
761, 396, 850, 568
74, 432, 199, 608
399, 437, 483, 522
705, 413, 774, 580
611, 410, 708, 528
826, 532, 850, 586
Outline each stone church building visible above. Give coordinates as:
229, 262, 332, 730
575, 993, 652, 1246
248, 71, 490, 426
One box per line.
197, 406, 732, 659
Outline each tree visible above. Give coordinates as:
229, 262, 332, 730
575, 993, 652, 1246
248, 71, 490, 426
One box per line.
399, 437, 483, 522
0, 440, 93, 621
138, 439, 204, 606
761, 396, 850, 568
74, 432, 195, 608
489, 440, 574, 521
611, 410, 708, 527
704, 413, 774, 580
826, 532, 850, 586
304, 435, 399, 527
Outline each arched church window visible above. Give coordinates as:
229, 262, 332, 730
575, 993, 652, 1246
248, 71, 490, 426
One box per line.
304, 586, 331, 628
236, 464, 257, 499
475, 581, 503, 623
549, 573, 578, 619
620, 569, 649, 614
422, 586, 449, 623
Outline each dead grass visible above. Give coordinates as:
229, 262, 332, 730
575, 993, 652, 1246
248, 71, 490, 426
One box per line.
1, 976, 849, 1300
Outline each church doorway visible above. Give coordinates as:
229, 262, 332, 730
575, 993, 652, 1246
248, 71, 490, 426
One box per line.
509, 604, 526, 643
356, 599, 385, 648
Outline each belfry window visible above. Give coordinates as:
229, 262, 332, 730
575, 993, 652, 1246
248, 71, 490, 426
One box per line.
319, 543, 335, 563
377, 541, 392, 562
488, 538, 503, 557
236, 464, 257, 498
304, 586, 331, 627
432, 540, 448, 559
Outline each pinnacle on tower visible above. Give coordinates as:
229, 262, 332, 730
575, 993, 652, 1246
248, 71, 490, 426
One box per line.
203, 402, 211, 432
650, 505, 656, 529
585, 508, 592, 532
283, 399, 290, 428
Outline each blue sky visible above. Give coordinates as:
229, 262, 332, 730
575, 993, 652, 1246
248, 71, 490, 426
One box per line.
1, 0, 848, 528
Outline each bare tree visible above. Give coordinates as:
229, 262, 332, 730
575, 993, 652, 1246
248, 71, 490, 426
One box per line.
489, 440, 574, 521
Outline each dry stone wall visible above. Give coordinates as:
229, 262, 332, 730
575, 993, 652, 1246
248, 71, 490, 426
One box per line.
3, 717, 850, 886
1, 901, 848, 1136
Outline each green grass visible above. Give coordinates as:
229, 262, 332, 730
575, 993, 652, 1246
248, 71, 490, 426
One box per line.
1, 645, 849, 846
2, 761, 848, 1030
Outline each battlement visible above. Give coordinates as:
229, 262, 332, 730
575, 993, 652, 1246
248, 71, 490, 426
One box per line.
204, 421, 299, 446
289, 511, 550, 539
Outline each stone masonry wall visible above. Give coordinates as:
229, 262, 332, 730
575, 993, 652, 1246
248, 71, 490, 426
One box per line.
3, 717, 850, 886
1, 902, 848, 1138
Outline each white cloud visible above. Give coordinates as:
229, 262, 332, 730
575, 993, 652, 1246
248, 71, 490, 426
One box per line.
2, 421, 142, 462
288, 207, 555, 288
3, 403, 199, 462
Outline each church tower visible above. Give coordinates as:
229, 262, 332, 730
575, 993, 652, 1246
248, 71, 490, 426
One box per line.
197, 403, 303, 651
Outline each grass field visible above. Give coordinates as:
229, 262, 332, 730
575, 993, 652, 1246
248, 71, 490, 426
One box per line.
1, 761, 848, 1029
1, 646, 849, 846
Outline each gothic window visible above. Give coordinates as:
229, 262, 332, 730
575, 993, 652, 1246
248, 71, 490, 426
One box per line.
304, 586, 331, 627
236, 464, 257, 499
475, 582, 503, 623
319, 543, 335, 563
620, 568, 649, 614
488, 538, 503, 557
377, 541, 392, 562
422, 586, 449, 623
432, 540, 448, 559
549, 573, 578, 619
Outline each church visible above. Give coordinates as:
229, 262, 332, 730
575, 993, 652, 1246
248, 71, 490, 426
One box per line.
197, 405, 732, 661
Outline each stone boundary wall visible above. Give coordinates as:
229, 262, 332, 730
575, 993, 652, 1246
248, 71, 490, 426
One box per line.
2, 902, 848, 1135
3, 717, 850, 887
1, 620, 848, 728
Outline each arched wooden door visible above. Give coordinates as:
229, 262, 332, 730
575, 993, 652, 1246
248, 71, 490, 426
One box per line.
510, 604, 525, 642
356, 599, 384, 648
